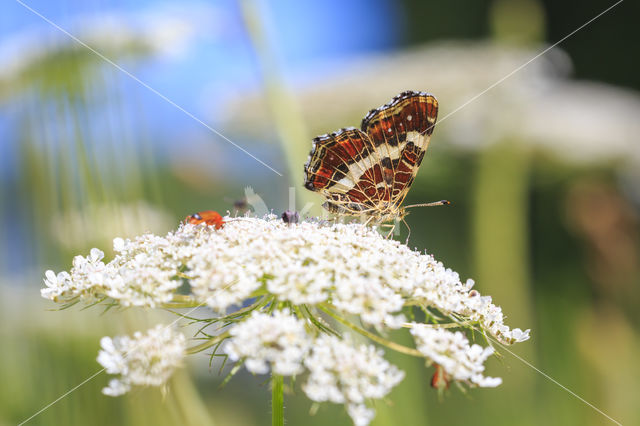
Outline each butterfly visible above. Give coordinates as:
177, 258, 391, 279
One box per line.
304, 90, 448, 224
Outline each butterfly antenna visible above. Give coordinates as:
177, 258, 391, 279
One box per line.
404, 200, 451, 209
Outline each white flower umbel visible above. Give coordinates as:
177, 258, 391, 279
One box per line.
42, 233, 184, 308
42, 248, 113, 304
97, 325, 186, 396
410, 326, 502, 387
42, 216, 530, 341
224, 310, 311, 376
303, 334, 405, 426
43, 215, 531, 425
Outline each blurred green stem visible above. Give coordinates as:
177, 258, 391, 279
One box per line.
271, 374, 284, 426
472, 141, 533, 333
239, 0, 319, 214
472, 141, 536, 426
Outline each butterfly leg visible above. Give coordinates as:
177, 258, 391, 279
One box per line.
402, 217, 412, 245
386, 226, 396, 239
381, 223, 396, 239
363, 216, 376, 227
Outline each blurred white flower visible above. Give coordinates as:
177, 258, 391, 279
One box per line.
225, 310, 311, 376
97, 325, 186, 396
0, 2, 221, 89
49, 201, 174, 251
303, 334, 404, 426
222, 42, 640, 167
410, 326, 502, 388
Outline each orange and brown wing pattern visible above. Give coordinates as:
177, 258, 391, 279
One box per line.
303, 90, 438, 216
360, 91, 438, 207
304, 127, 381, 213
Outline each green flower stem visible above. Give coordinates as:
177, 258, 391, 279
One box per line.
399, 321, 475, 329
185, 332, 230, 355
163, 302, 202, 309
169, 294, 196, 303
224, 296, 273, 320
271, 374, 284, 426
299, 305, 340, 336
175, 272, 194, 280
318, 305, 423, 357
165, 295, 272, 318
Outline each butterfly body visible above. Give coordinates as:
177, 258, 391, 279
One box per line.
304, 91, 439, 223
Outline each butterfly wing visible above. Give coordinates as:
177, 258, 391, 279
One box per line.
304, 127, 385, 215
360, 91, 438, 208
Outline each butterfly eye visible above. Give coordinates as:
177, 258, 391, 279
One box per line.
192, 213, 202, 220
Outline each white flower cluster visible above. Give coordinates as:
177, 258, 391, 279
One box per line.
410, 325, 502, 388
303, 335, 405, 426
43, 215, 531, 425
42, 248, 113, 305
223, 310, 404, 426
410, 272, 530, 345
97, 325, 186, 396
42, 235, 183, 308
42, 216, 529, 344
225, 310, 311, 376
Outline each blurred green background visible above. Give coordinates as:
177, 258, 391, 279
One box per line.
1, 0, 639, 425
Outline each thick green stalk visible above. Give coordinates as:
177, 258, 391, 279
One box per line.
271, 374, 284, 426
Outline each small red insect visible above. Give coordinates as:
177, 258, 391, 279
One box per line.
430, 364, 450, 390
185, 210, 225, 229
